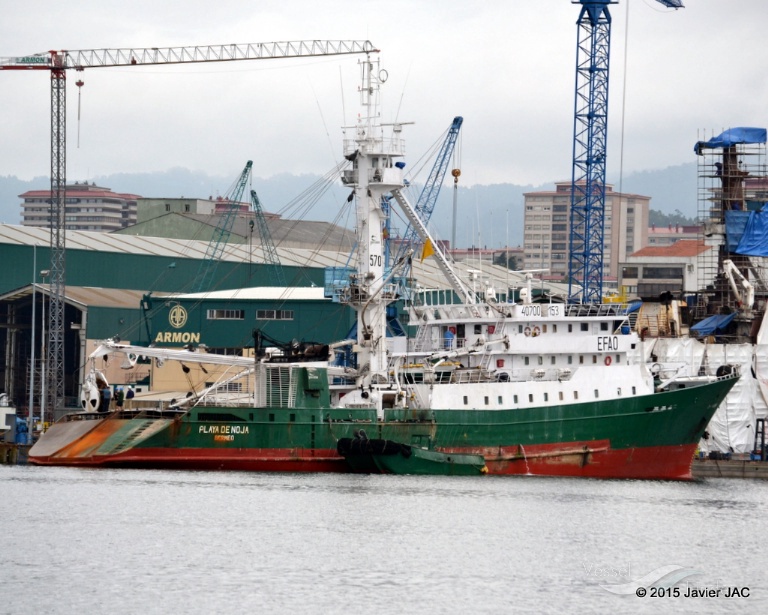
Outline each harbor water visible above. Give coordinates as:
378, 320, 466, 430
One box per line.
2, 466, 766, 614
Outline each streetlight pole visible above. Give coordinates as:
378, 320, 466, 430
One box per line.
40, 269, 49, 426
28, 246, 37, 440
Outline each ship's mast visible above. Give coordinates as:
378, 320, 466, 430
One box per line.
344, 56, 405, 387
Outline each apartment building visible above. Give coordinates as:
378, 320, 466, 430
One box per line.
647, 224, 700, 247
522, 181, 650, 281
19, 182, 140, 231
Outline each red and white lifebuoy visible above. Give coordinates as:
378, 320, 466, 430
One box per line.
604, 356, 612, 366
532, 326, 541, 337
524, 326, 532, 337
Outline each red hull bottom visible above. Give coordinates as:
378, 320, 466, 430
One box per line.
29, 447, 351, 473
30, 440, 698, 480
479, 440, 699, 480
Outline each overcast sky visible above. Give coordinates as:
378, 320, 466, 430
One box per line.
1, 0, 766, 190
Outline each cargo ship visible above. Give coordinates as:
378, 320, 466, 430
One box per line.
30, 55, 739, 479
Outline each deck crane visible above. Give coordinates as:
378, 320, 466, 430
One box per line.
0, 40, 376, 422
567, 1, 682, 303
192, 161, 253, 293
250, 189, 286, 286
392, 116, 463, 276
722, 259, 755, 318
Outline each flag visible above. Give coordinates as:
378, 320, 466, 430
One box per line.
420, 239, 435, 262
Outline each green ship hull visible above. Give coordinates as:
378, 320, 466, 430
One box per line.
30, 372, 737, 480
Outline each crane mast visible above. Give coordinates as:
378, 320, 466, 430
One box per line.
250, 190, 286, 287
567, 1, 682, 304
49, 53, 66, 417
393, 116, 463, 272
193, 161, 253, 293
0, 40, 376, 423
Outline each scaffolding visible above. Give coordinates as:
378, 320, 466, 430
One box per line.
694, 130, 768, 320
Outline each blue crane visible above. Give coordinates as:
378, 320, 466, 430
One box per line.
567, 0, 682, 303
250, 189, 286, 286
393, 116, 463, 272
192, 161, 253, 293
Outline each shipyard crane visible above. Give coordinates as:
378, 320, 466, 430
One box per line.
567, 1, 681, 303
0, 40, 376, 421
193, 161, 253, 293
250, 189, 286, 286
393, 116, 463, 275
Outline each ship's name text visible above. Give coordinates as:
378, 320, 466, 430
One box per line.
199, 425, 250, 435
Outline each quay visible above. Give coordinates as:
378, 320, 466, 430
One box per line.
0, 443, 29, 465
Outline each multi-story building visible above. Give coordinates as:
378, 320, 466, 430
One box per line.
522, 181, 650, 281
619, 239, 712, 299
647, 224, 700, 247
19, 182, 140, 231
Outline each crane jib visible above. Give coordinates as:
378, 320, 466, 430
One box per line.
1, 41, 377, 71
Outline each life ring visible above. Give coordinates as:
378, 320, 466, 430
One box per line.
604, 356, 612, 366
532, 326, 541, 337
524, 326, 532, 337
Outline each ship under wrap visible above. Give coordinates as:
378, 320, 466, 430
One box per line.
645, 337, 706, 374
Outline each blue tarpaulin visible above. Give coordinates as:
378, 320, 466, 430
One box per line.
725, 210, 752, 252
735, 204, 768, 257
694, 127, 767, 154
690, 313, 737, 336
